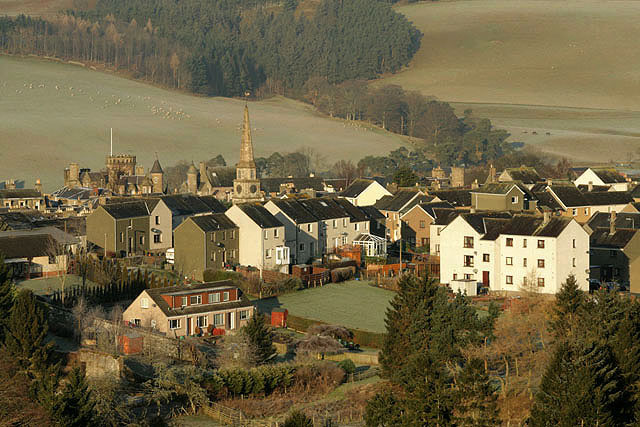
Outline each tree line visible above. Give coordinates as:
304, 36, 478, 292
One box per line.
0, 0, 421, 97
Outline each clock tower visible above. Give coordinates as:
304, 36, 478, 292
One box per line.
232, 105, 262, 204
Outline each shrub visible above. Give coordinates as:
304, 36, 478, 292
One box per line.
284, 410, 313, 427
338, 359, 356, 375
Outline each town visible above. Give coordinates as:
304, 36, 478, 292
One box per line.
1, 104, 640, 425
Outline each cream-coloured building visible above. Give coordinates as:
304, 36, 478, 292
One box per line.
573, 167, 631, 192
123, 281, 254, 337
225, 203, 290, 273
339, 179, 392, 207
440, 213, 589, 294
264, 199, 320, 265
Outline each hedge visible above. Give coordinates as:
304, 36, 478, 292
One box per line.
286, 314, 385, 349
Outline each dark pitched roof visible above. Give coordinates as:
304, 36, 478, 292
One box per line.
495, 215, 572, 237
0, 189, 42, 199
416, 202, 456, 219
590, 228, 638, 249
260, 177, 325, 193
502, 167, 542, 184
151, 159, 163, 174
332, 198, 368, 222
577, 184, 611, 193
102, 201, 152, 219
374, 189, 422, 211
591, 168, 627, 184
0, 233, 55, 258
585, 212, 640, 231
480, 218, 512, 241
432, 208, 466, 226
145, 281, 253, 317
462, 212, 513, 234
431, 189, 472, 207
237, 204, 283, 228
583, 191, 633, 206
472, 183, 523, 195
340, 179, 376, 198
358, 205, 385, 220
297, 198, 348, 220
189, 213, 237, 232
0, 211, 48, 230
270, 199, 318, 224
160, 194, 224, 216
534, 191, 563, 210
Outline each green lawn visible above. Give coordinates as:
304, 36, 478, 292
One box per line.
17, 274, 96, 296
255, 281, 394, 333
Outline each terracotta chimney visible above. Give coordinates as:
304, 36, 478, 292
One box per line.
610, 211, 617, 235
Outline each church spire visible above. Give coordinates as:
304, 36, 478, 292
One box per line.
238, 104, 256, 168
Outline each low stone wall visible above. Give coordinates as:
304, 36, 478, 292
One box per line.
74, 348, 122, 379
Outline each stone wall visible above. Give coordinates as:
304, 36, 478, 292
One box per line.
74, 348, 122, 379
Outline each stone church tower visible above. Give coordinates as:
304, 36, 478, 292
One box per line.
232, 106, 262, 204
150, 158, 164, 194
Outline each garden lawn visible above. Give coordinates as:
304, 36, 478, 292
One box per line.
16, 274, 96, 296
255, 281, 394, 333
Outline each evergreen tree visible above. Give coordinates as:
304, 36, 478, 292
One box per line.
454, 358, 500, 426
551, 274, 584, 336
52, 367, 96, 427
392, 166, 418, 187
364, 388, 403, 426
241, 312, 275, 365
530, 341, 629, 427
0, 253, 15, 339
4, 290, 53, 373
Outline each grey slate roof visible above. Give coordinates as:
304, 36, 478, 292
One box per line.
297, 198, 348, 220
548, 185, 632, 208
590, 228, 638, 249
332, 198, 368, 222
190, 213, 237, 232
431, 189, 472, 207
237, 204, 283, 228
161, 194, 225, 216
494, 215, 573, 238
585, 212, 640, 231
417, 202, 456, 219
145, 281, 253, 317
374, 189, 422, 211
462, 212, 513, 234
0, 233, 55, 258
270, 199, 318, 224
359, 205, 385, 220
260, 177, 325, 193
0, 189, 42, 198
150, 159, 164, 174
472, 183, 522, 195
340, 179, 376, 198
102, 201, 152, 219
502, 167, 542, 184
432, 208, 466, 226
591, 168, 627, 184
577, 184, 611, 193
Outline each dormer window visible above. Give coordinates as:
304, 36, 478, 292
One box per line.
209, 293, 220, 303
190, 295, 201, 305
223, 291, 230, 301
181, 296, 187, 307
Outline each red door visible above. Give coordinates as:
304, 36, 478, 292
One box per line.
482, 271, 490, 286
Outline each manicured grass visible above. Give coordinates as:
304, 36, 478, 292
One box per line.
256, 281, 394, 333
17, 274, 96, 296
0, 56, 407, 191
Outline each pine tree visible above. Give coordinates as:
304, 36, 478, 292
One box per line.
454, 358, 500, 426
530, 341, 629, 427
52, 367, 96, 427
364, 387, 403, 426
4, 290, 53, 372
242, 312, 275, 365
0, 253, 15, 339
551, 274, 584, 336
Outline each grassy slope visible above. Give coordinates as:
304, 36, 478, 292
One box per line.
0, 56, 406, 191
255, 281, 394, 333
381, 0, 640, 163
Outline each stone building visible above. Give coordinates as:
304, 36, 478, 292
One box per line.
232, 106, 262, 205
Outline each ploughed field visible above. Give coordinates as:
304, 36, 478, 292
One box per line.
0, 56, 406, 191
383, 0, 640, 162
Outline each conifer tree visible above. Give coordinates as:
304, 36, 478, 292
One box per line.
551, 274, 584, 336
242, 312, 275, 365
454, 358, 500, 426
530, 340, 629, 427
0, 253, 15, 339
52, 367, 96, 427
4, 290, 53, 373
364, 388, 403, 426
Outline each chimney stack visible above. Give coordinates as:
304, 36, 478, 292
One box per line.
588, 182, 593, 192
543, 210, 551, 224
610, 211, 617, 235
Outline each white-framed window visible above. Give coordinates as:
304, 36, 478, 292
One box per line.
464, 255, 474, 267
197, 315, 208, 328
190, 295, 202, 305
223, 291, 230, 301
155, 215, 160, 225
506, 275, 513, 285
151, 319, 156, 328
214, 313, 224, 326
333, 219, 337, 229
523, 239, 527, 248
181, 296, 187, 307
464, 273, 472, 280
265, 248, 272, 258
141, 297, 149, 309
153, 234, 161, 243
343, 218, 347, 227
169, 319, 181, 329
538, 278, 545, 287
139, 235, 145, 245
274, 228, 279, 238
211, 251, 216, 261
209, 293, 220, 303
573, 258, 577, 267
572, 208, 578, 216
211, 232, 216, 242
538, 240, 545, 249
506, 257, 513, 266
231, 229, 236, 239
240, 310, 249, 320
511, 196, 518, 203
264, 230, 268, 240
584, 207, 590, 215
523, 258, 527, 267
572, 239, 576, 248
276, 246, 290, 264
537, 259, 545, 268
355, 223, 360, 231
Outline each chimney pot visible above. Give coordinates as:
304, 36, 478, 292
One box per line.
610, 211, 617, 235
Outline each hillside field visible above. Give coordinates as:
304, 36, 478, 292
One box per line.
0, 56, 406, 191
384, 0, 640, 162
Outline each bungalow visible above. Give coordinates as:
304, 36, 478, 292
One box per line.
339, 178, 392, 207
173, 213, 239, 281
122, 281, 254, 336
